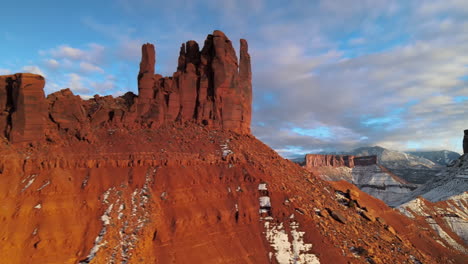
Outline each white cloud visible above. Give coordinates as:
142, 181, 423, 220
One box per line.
89, 79, 116, 92
79, 62, 104, 73
349, 37, 366, 45
0, 69, 11, 75
248, 1, 468, 155
45, 43, 106, 64
44, 59, 60, 69
117, 38, 142, 61
67, 73, 91, 94
50, 45, 85, 60
22, 65, 46, 77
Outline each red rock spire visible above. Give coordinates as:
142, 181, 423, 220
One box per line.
136, 30, 252, 134
138, 43, 155, 100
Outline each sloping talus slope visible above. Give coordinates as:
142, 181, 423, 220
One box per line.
0, 128, 466, 264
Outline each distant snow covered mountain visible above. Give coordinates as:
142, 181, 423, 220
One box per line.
349, 146, 437, 168
407, 150, 461, 166
346, 146, 442, 184
300, 145, 467, 252
397, 154, 468, 205
397, 154, 468, 253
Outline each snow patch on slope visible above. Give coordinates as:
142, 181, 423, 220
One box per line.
263, 220, 320, 264
258, 183, 320, 263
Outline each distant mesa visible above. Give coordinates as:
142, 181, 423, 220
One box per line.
304, 154, 378, 169
0, 30, 252, 144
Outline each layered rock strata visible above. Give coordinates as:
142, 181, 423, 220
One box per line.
0, 74, 47, 143
304, 154, 418, 206
304, 154, 377, 169
136, 30, 252, 134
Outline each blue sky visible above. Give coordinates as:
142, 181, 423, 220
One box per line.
1, 0, 467, 157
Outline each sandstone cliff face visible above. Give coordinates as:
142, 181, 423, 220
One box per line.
0, 74, 47, 143
135, 30, 251, 133
0, 30, 252, 146
304, 154, 355, 168
304, 154, 377, 169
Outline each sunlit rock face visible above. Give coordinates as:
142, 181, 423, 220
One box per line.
136, 30, 252, 134
0, 31, 252, 147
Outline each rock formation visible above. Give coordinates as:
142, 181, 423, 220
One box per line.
305, 154, 354, 168
134, 30, 251, 133
0, 30, 252, 146
0, 31, 465, 264
304, 154, 377, 169
0, 73, 47, 143
464, 129, 468, 154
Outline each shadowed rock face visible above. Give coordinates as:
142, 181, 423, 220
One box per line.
354, 155, 378, 166
464, 130, 468, 154
0, 30, 252, 145
0, 73, 47, 143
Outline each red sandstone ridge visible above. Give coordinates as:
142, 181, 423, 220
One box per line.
0, 30, 251, 144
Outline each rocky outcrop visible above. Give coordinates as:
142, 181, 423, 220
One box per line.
463, 130, 468, 154
0, 30, 252, 145
305, 154, 354, 168
135, 30, 251, 133
0, 73, 47, 143
304, 154, 377, 169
